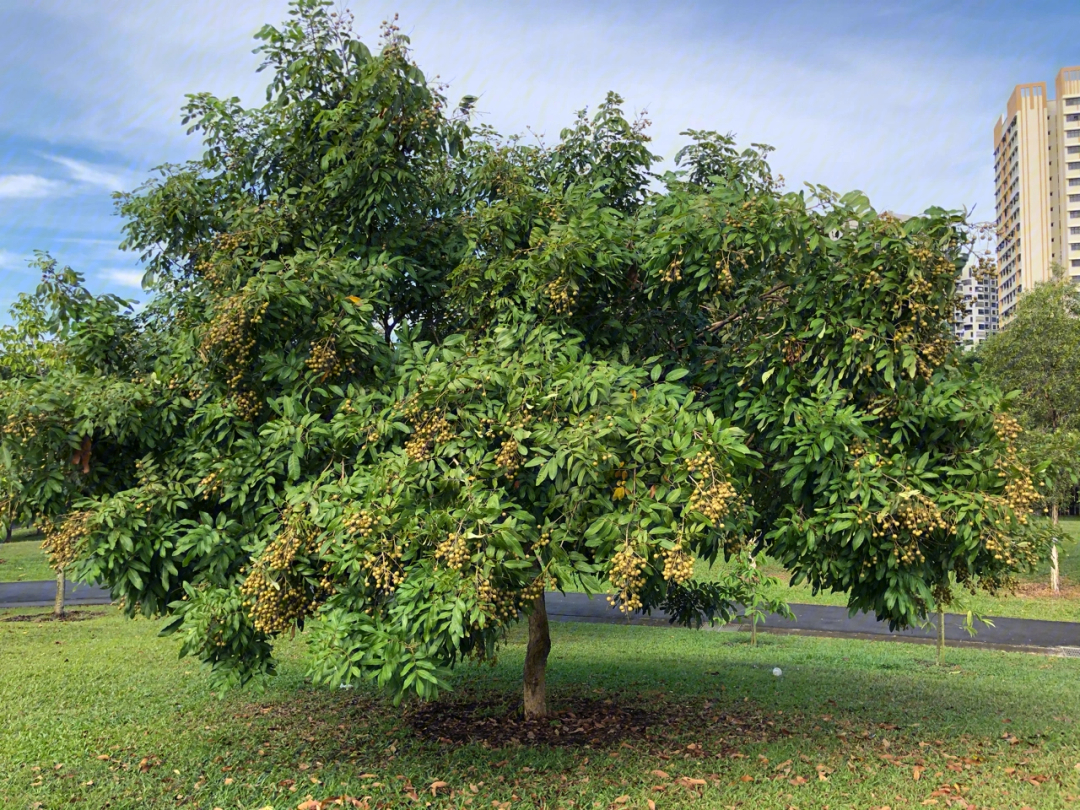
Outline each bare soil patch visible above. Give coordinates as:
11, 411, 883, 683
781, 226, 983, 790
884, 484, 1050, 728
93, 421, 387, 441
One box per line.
1013, 581, 1080, 600
407, 692, 793, 752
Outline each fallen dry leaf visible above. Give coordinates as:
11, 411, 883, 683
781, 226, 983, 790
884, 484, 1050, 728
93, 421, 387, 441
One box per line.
650, 769, 670, 779
647, 801, 656, 810
430, 780, 449, 796
677, 776, 708, 787
913, 766, 923, 781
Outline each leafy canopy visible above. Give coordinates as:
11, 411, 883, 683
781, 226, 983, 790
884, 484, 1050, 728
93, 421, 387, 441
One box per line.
979, 274, 1080, 514
0, 0, 1048, 699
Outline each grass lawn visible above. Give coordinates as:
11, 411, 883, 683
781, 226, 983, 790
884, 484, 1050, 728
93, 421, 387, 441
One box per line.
696, 517, 1080, 624
2, 609, 1080, 809
0, 533, 52, 583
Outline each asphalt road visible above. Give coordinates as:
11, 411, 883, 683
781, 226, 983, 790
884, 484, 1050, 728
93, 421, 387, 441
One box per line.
2, 581, 1078, 652
0, 580, 112, 608
544, 592, 1080, 652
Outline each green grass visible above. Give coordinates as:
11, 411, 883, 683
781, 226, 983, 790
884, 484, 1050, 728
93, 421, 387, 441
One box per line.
2, 610, 1080, 809
696, 517, 1080, 623
0, 534, 52, 583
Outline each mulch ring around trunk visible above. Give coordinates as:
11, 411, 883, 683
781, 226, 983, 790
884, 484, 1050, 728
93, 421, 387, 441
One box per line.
408, 694, 657, 749
1, 609, 107, 623
408, 691, 800, 753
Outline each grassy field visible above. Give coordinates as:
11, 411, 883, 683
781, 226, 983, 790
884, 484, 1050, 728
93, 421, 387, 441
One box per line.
2, 609, 1079, 809
0, 532, 52, 583
696, 517, 1080, 623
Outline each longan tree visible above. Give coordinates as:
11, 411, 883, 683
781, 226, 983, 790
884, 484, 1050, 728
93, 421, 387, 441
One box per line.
979, 273, 1080, 592
0, 0, 1048, 717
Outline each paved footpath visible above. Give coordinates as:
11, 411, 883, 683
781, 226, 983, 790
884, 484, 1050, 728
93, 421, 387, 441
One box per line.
2, 580, 1078, 653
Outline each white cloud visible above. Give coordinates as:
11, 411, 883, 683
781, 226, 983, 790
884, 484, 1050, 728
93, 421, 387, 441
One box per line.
103, 268, 144, 288
0, 174, 69, 199
0, 249, 32, 271
45, 155, 131, 192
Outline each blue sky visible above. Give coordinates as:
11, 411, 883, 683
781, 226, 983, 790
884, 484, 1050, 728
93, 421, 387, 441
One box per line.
2, 0, 1079, 318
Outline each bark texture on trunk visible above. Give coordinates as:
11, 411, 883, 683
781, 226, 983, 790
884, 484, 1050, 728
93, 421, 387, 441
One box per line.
523, 593, 551, 720
1051, 504, 1061, 595
54, 567, 66, 619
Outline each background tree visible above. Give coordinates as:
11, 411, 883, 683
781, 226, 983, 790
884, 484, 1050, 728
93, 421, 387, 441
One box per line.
0, 0, 1049, 716
979, 274, 1080, 593
0, 256, 136, 615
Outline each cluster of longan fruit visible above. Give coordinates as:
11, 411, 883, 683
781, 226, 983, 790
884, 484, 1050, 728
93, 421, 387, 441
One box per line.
994, 415, 1023, 447
533, 529, 552, 550
661, 543, 695, 584
198, 470, 223, 499
368, 552, 404, 592
714, 258, 734, 290
41, 512, 88, 568
496, 438, 520, 477
608, 543, 647, 614
688, 479, 737, 526
306, 340, 343, 379
660, 254, 683, 284
199, 296, 267, 389
405, 414, 454, 462
193, 257, 229, 288
983, 516, 1042, 569
545, 276, 578, 315
231, 389, 261, 422
240, 522, 323, 634
435, 532, 469, 570
520, 574, 546, 606
344, 509, 375, 538
0, 409, 43, 442
241, 568, 308, 635
261, 525, 311, 571
477, 579, 520, 622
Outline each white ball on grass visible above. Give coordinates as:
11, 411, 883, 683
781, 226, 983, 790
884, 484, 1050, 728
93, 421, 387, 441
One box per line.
772, 667, 782, 677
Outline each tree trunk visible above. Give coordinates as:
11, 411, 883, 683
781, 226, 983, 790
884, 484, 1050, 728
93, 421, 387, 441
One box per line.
1051, 503, 1061, 595
54, 566, 66, 619
936, 604, 945, 667
3, 521, 11, 544
523, 593, 551, 720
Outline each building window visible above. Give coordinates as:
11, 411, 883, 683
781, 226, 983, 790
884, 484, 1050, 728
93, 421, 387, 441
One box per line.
1070, 146, 1080, 155
1071, 226, 1080, 235
1073, 259, 1080, 267
1072, 211, 1080, 219
1071, 243, 1080, 251
1069, 130, 1080, 139
1069, 97, 1080, 106
1069, 162, 1080, 170
1069, 114, 1080, 123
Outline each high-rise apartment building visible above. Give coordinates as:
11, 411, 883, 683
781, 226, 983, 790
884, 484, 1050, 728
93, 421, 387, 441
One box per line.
994, 67, 1080, 321
952, 253, 999, 348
